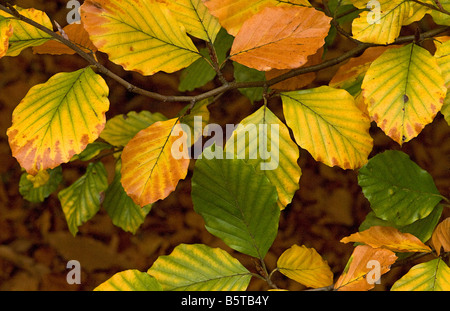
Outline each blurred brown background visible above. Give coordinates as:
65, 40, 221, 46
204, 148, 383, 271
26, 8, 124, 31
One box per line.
0, 0, 449, 291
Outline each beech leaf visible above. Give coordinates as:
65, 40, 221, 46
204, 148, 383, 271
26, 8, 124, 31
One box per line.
277, 245, 333, 288
334, 245, 397, 291
431, 218, 450, 256
341, 226, 432, 253
120, 118, 190, 207
230, 6, 330, 71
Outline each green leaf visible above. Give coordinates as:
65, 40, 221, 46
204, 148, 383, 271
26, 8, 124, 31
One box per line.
100, 110, 167, 147
178, 28, 234, 92
359, 205, 443, 243
58, 162, 108, 236
233, 62, 266, 103
19, 166, 62, 203
0, 6, 52, 57
391, 258, 450, 291
94, 269, 162, 291
103, 160, 152, 234
7, 67, 110, 175
225, 106, 301, 209
147, 244, 252, 290
358, 150, 443, 226
70, 142, 112, 162
191, 145, 279, 258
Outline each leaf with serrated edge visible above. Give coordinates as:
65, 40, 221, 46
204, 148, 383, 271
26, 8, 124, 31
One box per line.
94, 269, 162, 291
203, 0, 311, 36
81, 0, 200, 75
58, 162, 108, 236
281, 86, 373, 169
120, 118, 190, 207
148, 244, 252, 290
362, 43, 446, 144
225, 106, 301, 209
334, 245, 397, 291
277, 245, 333, 288
391, 258, 450, 291
230, 6, 330, 71
7, 67, 109, 175
341, 226, 431, 253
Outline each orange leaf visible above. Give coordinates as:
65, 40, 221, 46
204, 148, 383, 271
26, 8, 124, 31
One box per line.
341, 226, 432, 253
230, 6, 331, 71
32, 23, 97, 55
202, 0, 312, 36
120, 118, 190, 207
431, 218, 450, 256
265, 48, 323, 91
334, 245, 397, 291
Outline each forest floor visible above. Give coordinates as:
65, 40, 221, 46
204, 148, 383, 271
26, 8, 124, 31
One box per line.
0, 0, 449, 291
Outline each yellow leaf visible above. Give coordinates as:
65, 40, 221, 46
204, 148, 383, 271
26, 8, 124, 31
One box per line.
0, 20, 13, 57
431, 218, 450, 256
225, 106, 301, 209
281, 86, 373, 169
350, 0, 429, 44
7, 67, 109, 175
0, 6, 52, 57
81, 0, 201, 75
434, 36, 450, 126
161, 0, 221, 42
391, 258, 450, 291
341, 226, 432, 253
26, 169, 50, 188
362, 43, 446, 145
230, 6, 330, 71
120, 118, 190, 207
334, 245, 397, 291
277, 245, 333, 288
32, 23, 97, 55
202, 0, 311, 36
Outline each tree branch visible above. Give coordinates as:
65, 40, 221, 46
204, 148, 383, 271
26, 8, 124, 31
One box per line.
0, 4, 448, 104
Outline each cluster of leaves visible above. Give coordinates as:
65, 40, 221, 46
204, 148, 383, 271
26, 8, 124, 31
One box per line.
0, 0, 449, 290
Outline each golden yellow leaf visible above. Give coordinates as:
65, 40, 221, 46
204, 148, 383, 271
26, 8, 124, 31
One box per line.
281, 86, 373, 169
362, 43, 446, 145
81, 0, 200, 75
120, 118, 190, 207
277, 245, 333, 288
32, 23, 97, 55
434, 36, 450, 126
431, 218, 450, 256
334, 245, 397, 291
202, 0, 311, 36
7, 67, 109, 175
230, 6, 330, 71
0, 6, 52, 57
341, 226, 432, 253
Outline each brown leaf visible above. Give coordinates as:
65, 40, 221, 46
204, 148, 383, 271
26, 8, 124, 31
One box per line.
341, 226, 432, 253
230, 6, 330, 71
431, 218, 450, 256
334, 245, 397, 291
32, 23, 97, 55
